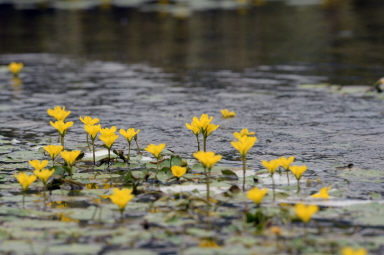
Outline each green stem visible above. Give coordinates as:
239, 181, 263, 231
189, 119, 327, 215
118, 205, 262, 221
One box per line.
155, 158, 159, 179
206, 167, 210, 205
22, 191, 25, 208
196, 134, 200, 151
61, 135, 64, 148
69, 166, 73, 179
134, 136, 141, 154
272, 174, 275, 202
127, 142, 131, 162
286, 169, 290, 185
92, 139, 96, 165
203, 136, 207, 152
108, 148, 111, 165
242, 156, 246, 192
297, 179, 300, 194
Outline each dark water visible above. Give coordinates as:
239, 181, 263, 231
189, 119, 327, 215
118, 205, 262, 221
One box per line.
0, 0, 384, 197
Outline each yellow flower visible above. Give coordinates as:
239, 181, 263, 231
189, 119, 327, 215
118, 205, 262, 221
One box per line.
205, 123, 220, 136
312, 186, 331, 199
199, 239, 220, 248
14, 172, 36, 191
341, 247, 367, 255
8, 62, 23, 75
171, 166, 187, 178
79, 116, 99, 126
50, 120, 73, 136
261, 159, 280, 175
100, 126, 117, 136
231, 135, 257, 157
28, 160, 49, 171
119, 128, 140, 142
233, 128, 255, 140
34, 168, 54, 184
44, 145, 63, 161
61, 150, 81, 166
99, 133, 119, 149
220, 109, 236, 119
186, 117, 201, 135
47, 106, 71, 121
279, 156, 294, 170
84, 124, 101, 139
193, 151, 222, 169
290, 165, 307, 180
247, 187, 268, 205
108, 188, 134, 211
294, 203, 319, 223
145, 144, 166, 158
198, 114, 219, 137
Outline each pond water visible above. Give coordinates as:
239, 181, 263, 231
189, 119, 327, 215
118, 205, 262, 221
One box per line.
0, 1, 384, 254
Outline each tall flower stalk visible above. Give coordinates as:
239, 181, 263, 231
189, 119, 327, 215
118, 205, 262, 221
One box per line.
231, 131, 257, 191
99, 126, 119, 165
80, 116, 100, 151
261, 159, 280, 201
85, 124, 101, 165
144, 143, 166, 179
290, 165, 307, 194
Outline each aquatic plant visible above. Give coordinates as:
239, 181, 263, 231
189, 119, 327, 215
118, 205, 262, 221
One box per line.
171, 165, 187, 181
8, 62, 23, 76
108, 188, 134, 218
99, 126, 119, 164
14, 172, 36, 191
261, 159, 280, 201
144, 143, 166, 179
341, 247, 367, 255
199, 114, 219, 151
247, 187, 268, 205
80, 116, 99, 151
231, 134, 257, 191
193, 151, 221, 203
186, 117, 202, 151
312, 186, 331, 199
34, 168, 54, 196
233, 128, 255, 139
220, 109, 236, 119
50, 120, 73, 147
119, 128, 140, 162
28, 159, 48, 171
294, 203, 318, 223
44, 145, 63, 167
60, 150, 81, 178
47, 106, 71, 121
289, 165, 307, 193
279, 156, 294, 184
85, 124, 101, 165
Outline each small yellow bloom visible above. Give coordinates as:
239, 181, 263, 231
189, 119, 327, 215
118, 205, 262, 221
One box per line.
290, 165, 307, 180
294, 203, 319, 223
269, 226, 281, 235
247, 187, 268, 205
108, 188, 134, 211
47, 106, 71, 121
50, 120, 73, 136
144, 144, 166, 158
279, 156, 294, 170
34, 168, 54, 184
233, 128, 255, 140
198, 114, 219, 137
14, 172, 36, 191
205, 123, 220, 136
100, 126, 117, 136
261, 159, 280, 175
44, 145, 63, 161
85, 124, 101, 139
193, 151, 222, 169
119, 128, 140, 142
231, 135, 257, 157
61, 150, 81, 167
28, 160, 48, 171
220, 109, 236, 119
79, 116, 99, 126
171, 166, 187, 178
8, 62, 23, 76
341, 247, 367, 255
186, 117, 201, 135
99, 133, 119, 149
312, 186, 331, 199
199, 239, 220, 248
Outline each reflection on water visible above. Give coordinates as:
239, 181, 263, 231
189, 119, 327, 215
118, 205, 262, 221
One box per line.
0, 0, 383, 84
